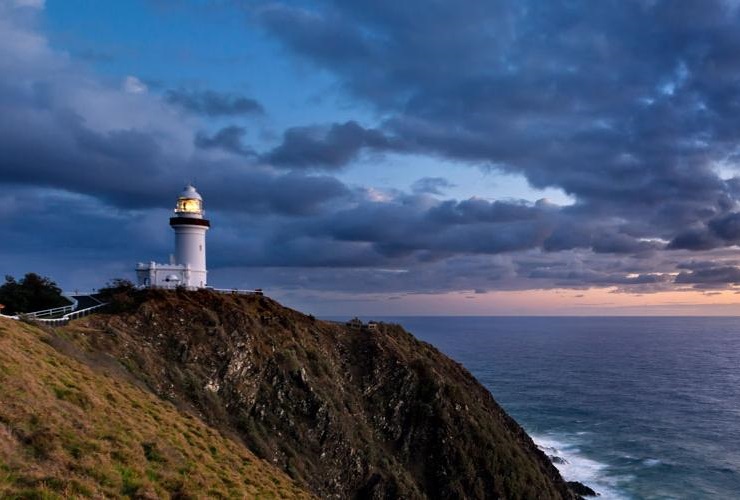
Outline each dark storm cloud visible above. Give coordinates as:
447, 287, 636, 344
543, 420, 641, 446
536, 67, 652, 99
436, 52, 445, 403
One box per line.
526, 268, 672, 287
165, 89, 264, 117
248, 173, 349, 216
0, 99, 347, 215
590, 233, 662, 255
262, 120, 406, 170
668, 228, 720, 251
708, 212, 740, 242
672, 258, 740, 289
427, 198, 551, 225
668, 211, 740, 250
311, 196, 552, 257
543, 220, 664, 255
263, 194, 665, 277
195, 125, 255, 157
259, 0, 740, 248
675, 266, 740, 285
676, 259, 740, 271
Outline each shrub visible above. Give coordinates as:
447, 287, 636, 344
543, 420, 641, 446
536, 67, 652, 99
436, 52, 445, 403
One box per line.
0, 273, 69, 315
98, 279, 138, 313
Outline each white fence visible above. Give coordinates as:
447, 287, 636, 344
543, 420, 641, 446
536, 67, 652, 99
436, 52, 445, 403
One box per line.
30, 302, 108, 326
13, 294, 81, 319
210, 288, 264, 295
21, 303, 76, 319
0, 301, 107, 326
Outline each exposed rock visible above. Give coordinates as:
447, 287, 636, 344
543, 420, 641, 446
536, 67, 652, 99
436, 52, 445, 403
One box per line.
568, 481, 599, 497
67, 289, 578, 499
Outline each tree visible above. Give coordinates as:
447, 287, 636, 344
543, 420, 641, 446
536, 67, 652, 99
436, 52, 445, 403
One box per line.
0, 273, 70, 315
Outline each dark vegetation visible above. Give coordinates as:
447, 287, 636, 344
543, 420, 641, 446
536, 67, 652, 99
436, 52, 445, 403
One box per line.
0, 273, 69, 315
97, 279, 139, 313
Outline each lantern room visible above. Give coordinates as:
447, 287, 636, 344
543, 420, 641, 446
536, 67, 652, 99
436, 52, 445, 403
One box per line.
175, 184, 204, 218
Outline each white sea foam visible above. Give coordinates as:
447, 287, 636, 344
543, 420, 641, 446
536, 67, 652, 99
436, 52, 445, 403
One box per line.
533, 433, 633, 500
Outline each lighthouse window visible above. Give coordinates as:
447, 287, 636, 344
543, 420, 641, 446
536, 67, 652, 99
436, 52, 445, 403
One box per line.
176, 198, 201, 213
199, 244, 203, 251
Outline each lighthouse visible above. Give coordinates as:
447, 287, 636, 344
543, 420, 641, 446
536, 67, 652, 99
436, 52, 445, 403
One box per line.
136, 184, 210, 289
171, 184, 209, 288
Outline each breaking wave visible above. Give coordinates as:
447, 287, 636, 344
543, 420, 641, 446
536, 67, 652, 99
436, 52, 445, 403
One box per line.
533, 433, 633, 500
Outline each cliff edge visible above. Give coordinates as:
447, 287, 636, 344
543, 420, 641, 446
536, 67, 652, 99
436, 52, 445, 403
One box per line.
3, 289, 580, 499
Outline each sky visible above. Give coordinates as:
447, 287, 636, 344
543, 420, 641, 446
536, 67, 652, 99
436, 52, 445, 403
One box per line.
4, 0, 740, 315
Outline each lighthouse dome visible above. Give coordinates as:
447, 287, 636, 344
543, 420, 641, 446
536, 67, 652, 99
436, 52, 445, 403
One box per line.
179, 184, 202, 201
175, 184, 204, 216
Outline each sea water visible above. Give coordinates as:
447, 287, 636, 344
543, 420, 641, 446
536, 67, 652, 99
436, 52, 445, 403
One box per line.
376, 316, 740, 499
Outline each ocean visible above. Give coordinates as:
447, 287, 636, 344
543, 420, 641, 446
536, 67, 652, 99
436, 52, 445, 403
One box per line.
373, 316, 740, 499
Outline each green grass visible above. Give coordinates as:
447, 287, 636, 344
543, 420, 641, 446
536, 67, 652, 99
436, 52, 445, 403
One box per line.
0, 318, 313, 499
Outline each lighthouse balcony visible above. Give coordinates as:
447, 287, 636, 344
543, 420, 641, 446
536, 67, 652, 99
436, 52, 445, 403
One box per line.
169, 216, 210, 227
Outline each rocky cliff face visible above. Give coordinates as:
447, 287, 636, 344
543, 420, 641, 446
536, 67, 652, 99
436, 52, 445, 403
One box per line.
66, 289, 577, 499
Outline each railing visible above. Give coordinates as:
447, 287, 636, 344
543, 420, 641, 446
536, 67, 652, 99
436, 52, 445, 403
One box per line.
0, 296, 108, 326
23, 303, 76, 318
22, 302, 108, 326
64, 290, 99, 297
18, 294, 79, 319
210, 288, 264, 295
65, 295, 79, 310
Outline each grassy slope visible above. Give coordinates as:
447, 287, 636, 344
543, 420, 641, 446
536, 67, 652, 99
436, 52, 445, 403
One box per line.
0, 317, 312, 499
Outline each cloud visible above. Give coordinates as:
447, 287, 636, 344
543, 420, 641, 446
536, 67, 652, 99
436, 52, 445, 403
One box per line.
195, 125, 255, 157
123, 76, 147, 94
668, 228, 720, 251
708, 212, 740, 242
165, 88, 264, 117
669, 211, 740, 250
7, 0, 740, 302
675, 266, 740, 286
0, 6, 348, 218
262, 120, 406, 169
259, 0, 740, 249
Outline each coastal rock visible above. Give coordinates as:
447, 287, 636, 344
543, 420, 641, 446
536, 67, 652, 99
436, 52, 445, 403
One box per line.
567, 481, 598, 497
68, 289, 578, 499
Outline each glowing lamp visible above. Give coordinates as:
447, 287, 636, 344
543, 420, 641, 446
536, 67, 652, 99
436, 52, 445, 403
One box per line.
176, 197, 202, 214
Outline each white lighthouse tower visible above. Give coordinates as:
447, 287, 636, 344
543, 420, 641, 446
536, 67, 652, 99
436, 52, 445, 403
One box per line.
171, 184, 209, 288
136, 184, 210, 289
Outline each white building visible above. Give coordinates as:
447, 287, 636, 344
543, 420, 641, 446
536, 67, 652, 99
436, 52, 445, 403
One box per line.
136, 185, 210, 289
